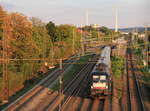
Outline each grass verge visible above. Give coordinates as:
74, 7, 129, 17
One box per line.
111, 56, 125, 78
111, 55, 125, 100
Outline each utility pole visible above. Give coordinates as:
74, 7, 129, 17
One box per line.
111, 31, 113, 43
135, 28, 138, 47
2, 16, 9, 103
51, 42, 54, 67
81, 24, 85, 56
97, 27, 99, 44
72, 29, 75, 54
59, 58, 63, 111
115, 7, 118, 33
144, 24, 149, 66
90, 29, 92, 48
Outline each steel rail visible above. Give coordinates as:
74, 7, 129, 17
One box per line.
42, 63, 91, 111
61, 63, 92, 110
129, 53, 145, 111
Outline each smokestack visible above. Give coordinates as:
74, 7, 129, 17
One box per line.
115, 8, 118, 32
86, 9, 89, 26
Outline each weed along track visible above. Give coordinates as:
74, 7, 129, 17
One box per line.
126, 49, 145, 111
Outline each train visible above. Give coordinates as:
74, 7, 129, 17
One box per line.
90, 46, 111, 99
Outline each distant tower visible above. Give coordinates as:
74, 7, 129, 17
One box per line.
86, 9, 89, 26
115, 8, 118, 32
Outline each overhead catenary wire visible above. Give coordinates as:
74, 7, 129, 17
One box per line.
1, 18, 149, 104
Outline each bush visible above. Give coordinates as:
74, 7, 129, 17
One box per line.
141, 66, 150, 90
111, 56, 125, 78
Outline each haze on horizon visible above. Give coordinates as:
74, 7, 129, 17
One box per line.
0, 0, 150, 28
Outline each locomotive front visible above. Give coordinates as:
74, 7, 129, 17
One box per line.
90, 71, 109, 97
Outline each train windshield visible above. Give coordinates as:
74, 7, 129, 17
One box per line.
93, 75, 107, 83
93, 75, 100, 82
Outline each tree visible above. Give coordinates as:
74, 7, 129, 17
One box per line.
32, 25, 52, 58
99, 26, 112, 35
91, 30, 99, 38
0, 6, 6, 60
0, 6, 14, 101
0, 6, 6, 40
57, 24, 76, 40
0, 6, 6, 87
30, 17, 44, 27
81, 25, 93, 32
9, 13, 32, 59
10, 13, 32, 39
46, 21, 57, 42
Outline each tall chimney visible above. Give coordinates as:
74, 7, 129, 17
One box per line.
115, 8, 118, 32
86, 9, 89, 26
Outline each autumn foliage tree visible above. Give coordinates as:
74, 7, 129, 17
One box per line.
0, 6, 82, 103
9, 13, 32, 59
0, 6, 6, 58
0, 7, 49, 102
46, 21, 58, 42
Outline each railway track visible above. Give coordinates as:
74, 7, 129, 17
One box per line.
44, 63, 94, 111
60, 63, 93, 111
38, 55, 107, 111
4, 54, 111, 111
18, 63, 89, 111
126, 49, 145, 111
46, 64, 107, 111
44, 56, 108, 111
3, 57, 75, 111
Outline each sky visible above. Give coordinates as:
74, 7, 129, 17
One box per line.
0, 0, 150, 28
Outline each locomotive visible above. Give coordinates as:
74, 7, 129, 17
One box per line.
90, 46, 111, 99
